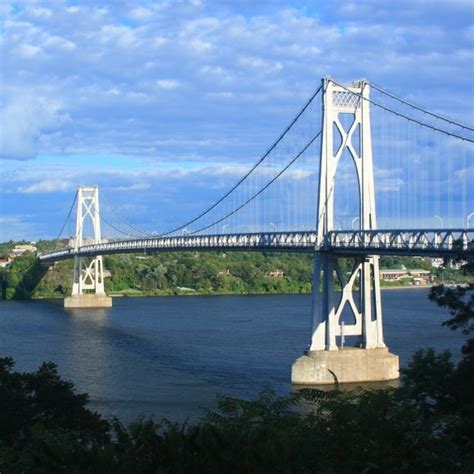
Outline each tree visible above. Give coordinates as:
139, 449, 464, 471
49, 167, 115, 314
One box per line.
417, 252, 474, 467
0, 357, 110, 445
429, 252, 473, 342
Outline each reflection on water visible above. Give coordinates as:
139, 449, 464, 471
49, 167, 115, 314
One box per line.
67, 308, 110, 324
65, 308, 113, 399
0, 290, 466, 424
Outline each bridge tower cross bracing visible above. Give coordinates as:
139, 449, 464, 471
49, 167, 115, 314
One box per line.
292, 79, 398, 385
64, 186, 112, 308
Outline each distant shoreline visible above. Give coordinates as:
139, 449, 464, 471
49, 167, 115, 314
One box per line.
5, 283, 467, 302
381, 285, 433, 291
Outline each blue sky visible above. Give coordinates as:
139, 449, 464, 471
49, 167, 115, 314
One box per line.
0, 0, 473, 240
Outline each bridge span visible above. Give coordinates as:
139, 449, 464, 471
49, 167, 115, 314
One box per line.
39, 228, 473, 263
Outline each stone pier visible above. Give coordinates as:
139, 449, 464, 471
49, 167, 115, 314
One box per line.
64, 293, 112, 309
291, 347, 399, 385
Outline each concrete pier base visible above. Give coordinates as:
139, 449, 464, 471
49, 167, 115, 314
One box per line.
291, 347, 399, 385
64, 294, 112, 308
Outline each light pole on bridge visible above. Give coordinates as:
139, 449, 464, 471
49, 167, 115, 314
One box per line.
434, 215, 444, 228
466, 212, 474, 228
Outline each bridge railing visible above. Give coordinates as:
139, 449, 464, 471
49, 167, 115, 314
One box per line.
39, 231, 318, 262
325, 229, 474, 256
39, 229, 474, 263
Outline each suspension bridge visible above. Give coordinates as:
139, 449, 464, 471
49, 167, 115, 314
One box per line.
39, 78, 474, 385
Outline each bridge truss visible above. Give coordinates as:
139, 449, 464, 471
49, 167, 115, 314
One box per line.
39, 228, 473, 263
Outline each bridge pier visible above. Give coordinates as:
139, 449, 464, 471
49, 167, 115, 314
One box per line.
65, 293, 112, 308
292, 347, 398, 385
291, 253, 399, 385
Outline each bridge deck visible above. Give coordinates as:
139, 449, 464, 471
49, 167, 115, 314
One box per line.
326, 229, 473, 257
38, 229, 473, 263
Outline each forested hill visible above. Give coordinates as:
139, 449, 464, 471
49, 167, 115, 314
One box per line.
0, 245, 314, 299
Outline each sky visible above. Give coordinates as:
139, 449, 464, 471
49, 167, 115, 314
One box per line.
0, 0, 473, 241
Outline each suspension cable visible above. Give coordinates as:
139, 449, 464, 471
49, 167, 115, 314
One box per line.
370, 82, 474, 132
90, 202, 147, 240
330, 80, 474, 143
188, 130, 322, 235
101, 217, 145, 239
160, 83, 323, 236
101, 194, 151, 237
55, 190, 78, 241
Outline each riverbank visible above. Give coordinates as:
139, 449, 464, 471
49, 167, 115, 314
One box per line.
381, 284, 434, 291
110, 283, 441, 296
27, 282, 445, 301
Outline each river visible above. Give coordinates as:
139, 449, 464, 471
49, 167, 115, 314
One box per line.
0, 290, 466, 424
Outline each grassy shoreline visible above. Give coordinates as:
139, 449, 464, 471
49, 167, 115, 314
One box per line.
22, 283, 441, 301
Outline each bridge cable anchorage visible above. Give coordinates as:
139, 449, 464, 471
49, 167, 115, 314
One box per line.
101, 194, 151, 238
54, 190, 78, 244
330, 79, 474, 143
159, 83, 323, 237
370, 82, 474, 132
189, 130, 322, 235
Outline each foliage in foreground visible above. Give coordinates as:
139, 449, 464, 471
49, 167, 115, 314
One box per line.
0, 348, 473, 473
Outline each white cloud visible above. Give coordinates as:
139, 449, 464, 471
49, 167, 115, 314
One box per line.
43, 35, 76, 50
0, 215, 23, 224
0, 215, 35, 241
0, 95, 70, 160
99, 24, 137, 47
290, 169, 312, 180
156, 80, 180, 90
111, 183, 151, 191
18, 179, 74, 193
207, 91, 234, 99
129, 7, 153, 20
239, 56, 283, 73
106, 88, 121, 96
152, 36, 168, 47
189, 39, 212, 53
377, 178, 404, 192
16, 43, 41, 57
29, 7, 52, 19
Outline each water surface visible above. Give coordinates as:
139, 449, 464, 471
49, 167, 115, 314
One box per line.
0, 290, 465, 423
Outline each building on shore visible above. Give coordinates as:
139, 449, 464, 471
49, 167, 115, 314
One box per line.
10, 244, 37, 259
380, 268, 432, 285
266, 269, 285, 278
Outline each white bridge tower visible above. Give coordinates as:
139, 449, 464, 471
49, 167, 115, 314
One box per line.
64, 186, 112, 308
292, 79, 399, 384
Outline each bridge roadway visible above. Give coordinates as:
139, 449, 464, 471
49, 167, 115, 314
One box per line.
39, 228, 473, 263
